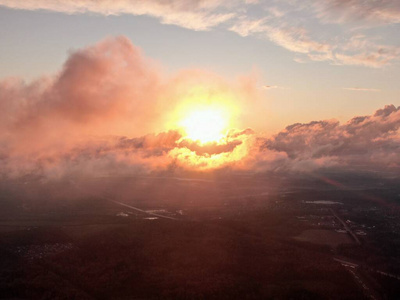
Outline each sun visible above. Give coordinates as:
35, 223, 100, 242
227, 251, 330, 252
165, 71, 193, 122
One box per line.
180, 108, 228, 143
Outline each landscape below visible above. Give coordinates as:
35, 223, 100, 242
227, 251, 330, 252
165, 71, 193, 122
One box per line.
0, 171, 399, 299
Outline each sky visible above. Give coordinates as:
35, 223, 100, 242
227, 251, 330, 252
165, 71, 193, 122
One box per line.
0, 0, 399, 178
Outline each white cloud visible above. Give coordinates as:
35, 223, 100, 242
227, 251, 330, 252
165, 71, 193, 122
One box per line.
343, 87, 381, 92
1, 0, 400, 67
312, 0, 400, 25
0, 0, 236, 30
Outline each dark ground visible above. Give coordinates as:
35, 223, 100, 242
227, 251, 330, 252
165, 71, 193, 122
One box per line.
0, 172, 399, 299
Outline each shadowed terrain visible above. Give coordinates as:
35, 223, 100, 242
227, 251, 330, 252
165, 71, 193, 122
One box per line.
1, 172, 399, 299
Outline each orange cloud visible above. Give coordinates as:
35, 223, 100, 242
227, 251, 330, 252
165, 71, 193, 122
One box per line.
0, 36, 262, 177
0, 36, 399, 179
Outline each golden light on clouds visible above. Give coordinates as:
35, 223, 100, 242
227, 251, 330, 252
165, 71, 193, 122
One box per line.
158, 80, 256, 169
0, 35, 396, 177
180, 108, 228, 144
166, 82, 242, 139
166, 101, 254, 170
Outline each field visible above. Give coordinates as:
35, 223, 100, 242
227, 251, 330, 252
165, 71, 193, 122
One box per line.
0, 173, 399, 299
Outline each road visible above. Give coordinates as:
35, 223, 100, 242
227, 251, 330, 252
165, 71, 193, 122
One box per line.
70, 180, 178, 221
346, 267, 379, 300
329, 208, 361, 244
110, 200, 178, 220
333, 257, 380, 300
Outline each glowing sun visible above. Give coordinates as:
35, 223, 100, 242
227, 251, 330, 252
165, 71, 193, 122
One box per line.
180, 108, 228, 143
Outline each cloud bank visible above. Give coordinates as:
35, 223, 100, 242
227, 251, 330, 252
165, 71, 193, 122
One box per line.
1, 0, 400, 67
260, 105, 400, 172
0, 37, 258, 177
0, 37, 399, 179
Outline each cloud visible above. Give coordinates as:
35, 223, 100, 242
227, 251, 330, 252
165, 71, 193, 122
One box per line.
259, 105, 400, 172
333, 44, 400, 68
0, 0, 236, 30
229, 18, 336, 62
231, 17, 400, 67
1, 0, 400, 67
0, 37, 398, 179
265, 26, 332, 55
0, 36, 164, 147
0, 36, 263, 177
229, 17, 269, 37
227, 2, 400, 68
177, 139, 242, 156
343, 87, 381, 92
262, 85, 289, 90
313, 0, 400, 25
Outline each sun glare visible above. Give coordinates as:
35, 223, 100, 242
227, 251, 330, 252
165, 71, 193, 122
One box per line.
180, 109, 227, 143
